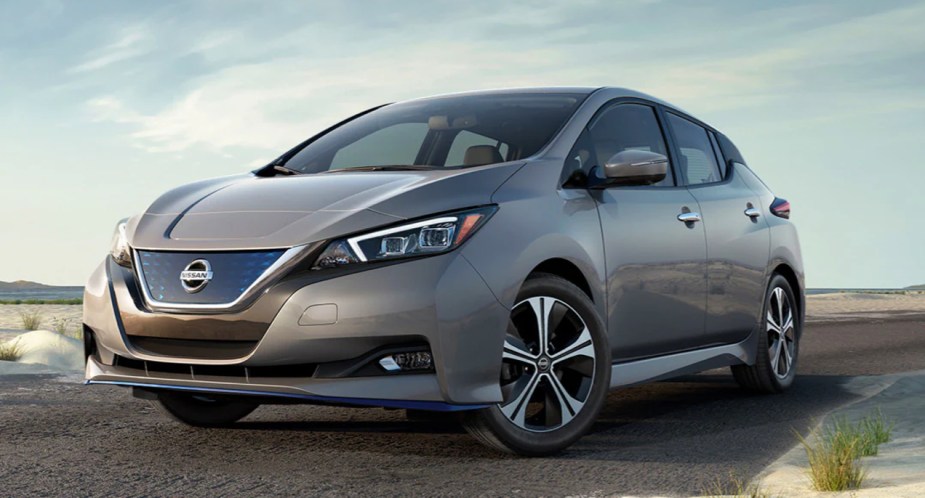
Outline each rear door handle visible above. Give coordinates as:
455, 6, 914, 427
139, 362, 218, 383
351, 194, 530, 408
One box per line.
677, 212, 702, 223
744, 207, 761, 218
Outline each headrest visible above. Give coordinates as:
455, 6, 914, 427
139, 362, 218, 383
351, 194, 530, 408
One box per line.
428, 116, 450, 130
428, 115, 478, 130
595, 139, 621, 165
463, 145, 503, 166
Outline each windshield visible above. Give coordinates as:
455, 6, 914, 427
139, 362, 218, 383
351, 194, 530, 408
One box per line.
282, 92, 586, 173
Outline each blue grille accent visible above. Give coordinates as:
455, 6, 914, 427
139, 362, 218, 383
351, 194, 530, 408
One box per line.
136, 250, 285, 305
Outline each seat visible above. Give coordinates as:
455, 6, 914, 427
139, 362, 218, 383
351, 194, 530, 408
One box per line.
463, 145, 503, 166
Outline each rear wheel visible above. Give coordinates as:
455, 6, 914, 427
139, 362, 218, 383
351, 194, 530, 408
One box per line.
462, 273, 610, 456
732, 274, 800, 393
153, 392, 258, 427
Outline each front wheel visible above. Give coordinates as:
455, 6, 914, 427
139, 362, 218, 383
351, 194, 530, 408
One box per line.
732, 274, 801, 393
462, 273, 611, 456
153, 392, 259, 427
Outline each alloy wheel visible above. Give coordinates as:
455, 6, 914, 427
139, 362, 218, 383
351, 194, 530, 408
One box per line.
500, 296, 596, 432
766, 286, 796, 379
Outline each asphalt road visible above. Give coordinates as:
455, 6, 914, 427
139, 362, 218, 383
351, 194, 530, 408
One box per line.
1, 317, 924, 497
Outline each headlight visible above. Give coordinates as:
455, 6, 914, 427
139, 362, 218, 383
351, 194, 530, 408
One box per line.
313, 206, 496, 269
110, 219, 132, 267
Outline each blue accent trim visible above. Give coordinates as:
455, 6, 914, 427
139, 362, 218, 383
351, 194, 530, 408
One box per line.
85, 380, 489, 412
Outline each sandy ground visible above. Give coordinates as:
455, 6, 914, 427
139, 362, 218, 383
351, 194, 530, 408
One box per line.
806, 292, 925, 322
0, 304, 83, 374
0, 330, 83, 374
757, 371, 925, 497
0, 304, 82, 332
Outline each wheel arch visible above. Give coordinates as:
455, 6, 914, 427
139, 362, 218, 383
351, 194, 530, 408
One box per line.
770, 262, 805, 329
528, 258, 594, 302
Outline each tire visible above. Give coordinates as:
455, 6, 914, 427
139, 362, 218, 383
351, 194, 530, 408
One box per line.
732, 274, 800, 393
462, 273, 611, 456
153, 392, 259, 427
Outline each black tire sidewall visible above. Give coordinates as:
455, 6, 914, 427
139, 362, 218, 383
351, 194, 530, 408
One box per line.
760, 275, 800, 390
156, 392, 258, 427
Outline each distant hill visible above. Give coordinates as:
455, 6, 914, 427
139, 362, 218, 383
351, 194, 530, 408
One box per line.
0, 280, 81, 291
906, 284, 925, 290
0, 280, 84, 303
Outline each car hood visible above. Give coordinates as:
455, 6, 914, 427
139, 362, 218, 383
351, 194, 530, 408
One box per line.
127, 163, 523, 251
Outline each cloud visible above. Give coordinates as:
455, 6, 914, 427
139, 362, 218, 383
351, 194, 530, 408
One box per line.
69, 25, 151, 74
5, 0, 925, 288
84, 1, 925, 155
86, 43, 575, 154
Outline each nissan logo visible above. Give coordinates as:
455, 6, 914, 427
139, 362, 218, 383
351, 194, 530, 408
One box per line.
180, 259, 213, 294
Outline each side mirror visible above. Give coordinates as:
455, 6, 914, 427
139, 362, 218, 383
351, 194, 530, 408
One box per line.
596, 150, 668, 187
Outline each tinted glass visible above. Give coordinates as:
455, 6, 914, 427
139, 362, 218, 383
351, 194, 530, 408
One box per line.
284, 93, 585, 173
708, 131, 726, 178
667, 113, 722, 185
331, 123, 428, 169
569, 103, 672, 186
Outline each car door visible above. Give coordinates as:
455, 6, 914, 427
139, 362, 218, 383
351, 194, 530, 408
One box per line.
664, 112, 770, 346
580, 102, 708, 361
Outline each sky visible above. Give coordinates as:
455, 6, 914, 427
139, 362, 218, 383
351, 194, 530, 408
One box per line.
0, 0, 923, 288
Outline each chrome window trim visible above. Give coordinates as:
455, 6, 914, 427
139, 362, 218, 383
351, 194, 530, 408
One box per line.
133, 245, 306, 312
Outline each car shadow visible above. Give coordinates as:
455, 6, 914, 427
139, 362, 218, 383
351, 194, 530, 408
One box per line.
199, 373, 863, 465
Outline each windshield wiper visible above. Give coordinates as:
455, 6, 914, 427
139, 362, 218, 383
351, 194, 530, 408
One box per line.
255, 163, 303, 177
318, 165, 439, 174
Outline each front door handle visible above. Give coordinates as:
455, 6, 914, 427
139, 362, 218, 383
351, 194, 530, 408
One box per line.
677, 212, 702, 223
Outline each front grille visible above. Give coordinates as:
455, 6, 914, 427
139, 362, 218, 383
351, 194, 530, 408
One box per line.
113, 355, 317, 379
136, 249, 284, 305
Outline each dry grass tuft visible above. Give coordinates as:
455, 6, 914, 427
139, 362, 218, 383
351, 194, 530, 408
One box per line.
0, 339, 24, 361
799, 428, 866, 491
857, 409, 894, 456
797, 408, 893, 492
50, 317, 82, 339
702, 471, 774, 497
51, 317, 71, 335
19, 309, 44, 330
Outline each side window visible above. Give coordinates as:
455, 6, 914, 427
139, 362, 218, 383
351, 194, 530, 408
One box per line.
708, 131, 726, 178
331, 122, 429, 169
666, 113, 722, 185
577, 103, 673, 186
445, 130, 508, 167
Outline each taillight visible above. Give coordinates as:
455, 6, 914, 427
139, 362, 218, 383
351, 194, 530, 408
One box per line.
770, 197, 790, 219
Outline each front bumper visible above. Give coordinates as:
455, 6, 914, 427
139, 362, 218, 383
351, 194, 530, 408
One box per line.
83, 251, 509, 407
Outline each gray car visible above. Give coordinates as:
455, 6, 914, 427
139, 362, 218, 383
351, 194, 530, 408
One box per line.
84, 87, 804, 455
